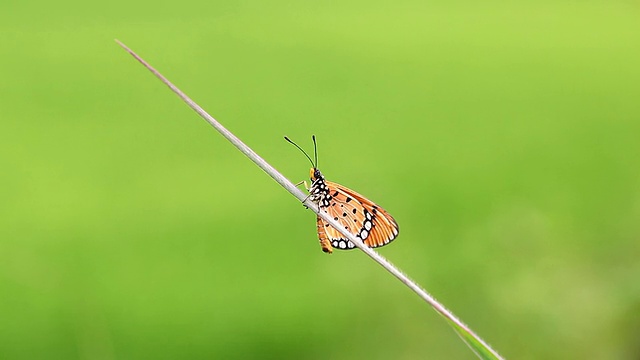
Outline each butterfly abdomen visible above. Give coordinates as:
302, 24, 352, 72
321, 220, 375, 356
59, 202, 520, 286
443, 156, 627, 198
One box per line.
316, 216, 333, 253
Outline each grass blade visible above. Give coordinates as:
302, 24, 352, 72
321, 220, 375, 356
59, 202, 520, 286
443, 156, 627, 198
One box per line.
115, 39, 505, 360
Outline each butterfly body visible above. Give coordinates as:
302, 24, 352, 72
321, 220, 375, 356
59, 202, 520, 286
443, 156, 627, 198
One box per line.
308, 167, 399, 253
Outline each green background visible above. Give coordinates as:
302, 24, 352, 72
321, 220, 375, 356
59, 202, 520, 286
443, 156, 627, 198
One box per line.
1, 1, 639, 359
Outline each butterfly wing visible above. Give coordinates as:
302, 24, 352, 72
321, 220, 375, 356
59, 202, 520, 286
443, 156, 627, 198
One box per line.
317, 181, 399, 251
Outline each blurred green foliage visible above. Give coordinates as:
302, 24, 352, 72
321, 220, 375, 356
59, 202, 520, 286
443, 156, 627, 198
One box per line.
1, 1, 639, 359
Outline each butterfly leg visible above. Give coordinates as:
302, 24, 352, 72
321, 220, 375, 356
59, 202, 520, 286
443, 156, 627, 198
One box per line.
294, 180, 310, 190
300, 193, 313, 208
294, 180, 313, 207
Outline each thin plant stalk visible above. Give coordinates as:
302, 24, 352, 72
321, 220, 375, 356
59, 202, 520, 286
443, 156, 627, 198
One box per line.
115, 40, 504, 360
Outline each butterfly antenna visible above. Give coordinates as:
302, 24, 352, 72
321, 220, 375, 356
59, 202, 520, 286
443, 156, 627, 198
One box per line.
312, 135, 318, 168
284, 136, 315, 168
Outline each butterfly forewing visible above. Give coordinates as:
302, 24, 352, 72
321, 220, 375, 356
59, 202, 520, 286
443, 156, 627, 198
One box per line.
318, 181, 399, 251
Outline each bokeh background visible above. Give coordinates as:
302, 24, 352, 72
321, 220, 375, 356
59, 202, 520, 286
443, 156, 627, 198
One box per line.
1, 1, 639, 359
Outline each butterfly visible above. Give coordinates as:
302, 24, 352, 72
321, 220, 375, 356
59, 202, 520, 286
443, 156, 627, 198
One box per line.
285, 136, 399, 253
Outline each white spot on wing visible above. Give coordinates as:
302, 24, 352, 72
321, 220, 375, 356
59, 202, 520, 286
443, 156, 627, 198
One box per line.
360, 229, 369, 239
338, 240, 347, 249
364, 222, 372, 230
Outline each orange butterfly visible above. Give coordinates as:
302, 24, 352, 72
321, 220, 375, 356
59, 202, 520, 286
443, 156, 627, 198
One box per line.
285, 136, 399, 253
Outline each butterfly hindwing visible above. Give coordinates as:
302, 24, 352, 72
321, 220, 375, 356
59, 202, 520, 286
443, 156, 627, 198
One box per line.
318, 181, 399, 251
329, 181, 399, 247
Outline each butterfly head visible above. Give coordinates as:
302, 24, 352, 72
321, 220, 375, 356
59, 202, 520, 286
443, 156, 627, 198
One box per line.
310, 167, 324, 182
